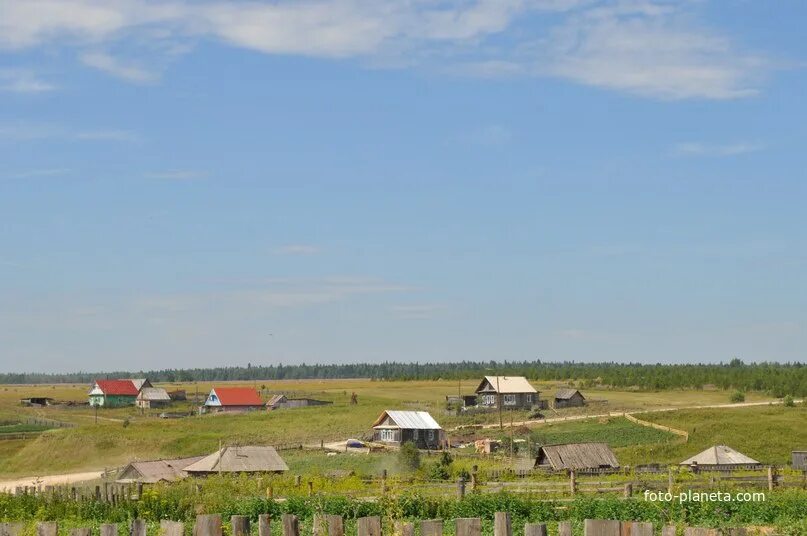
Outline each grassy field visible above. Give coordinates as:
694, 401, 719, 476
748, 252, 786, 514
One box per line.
0, 379, 796, 478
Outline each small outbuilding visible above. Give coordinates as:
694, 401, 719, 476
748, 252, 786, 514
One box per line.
116, 456, 204, 484
680, 445, 762, 470
19, 397, 55, 407
535, 442, 619, 471
136, 387, 172, 409
372, 410, 445, 449
553, 389, 586, 409
266, 395, 333, 410
89, 380, 140, 407
474, 376, 538, 409
792, 451, 807, 470
204, 387, 264, 412
184, 446, 289, 475
168, 390, 187, 401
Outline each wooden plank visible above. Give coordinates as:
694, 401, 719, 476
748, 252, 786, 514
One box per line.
455, 518, 481, 536
37, 523, 58, 536
160, 521, 185, 536
326, 516, 343, 536
131, 519, 147, 536
558, 522, 572, 536
494, 512, 511, 536
70, 529, 91, 536
661, 527, 676, 536
356, 517, 381, 536
583, 519, 620, 536
195, 515, 222, 536
257, 516, 271, 536
231, 516, 250, 536
523, 523, 547, 536
420, 520, 443, 536
100, 524, 118, 536
0, 523, 24, 536
620, 522, 653, 536
281, 515, 299, 536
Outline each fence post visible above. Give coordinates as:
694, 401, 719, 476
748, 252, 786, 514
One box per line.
381, 470, 388, 494
457, 477, 466, 499
308, 481, 314, 496
668, 467, 674, 493
620, 522, 653, 536
231, 516, 250, 536
100, 524, 118, 536
258, 515, 271, 536
494, 512, 511, 536
131, 519, 147, 536
281, 514, 299, 536
623, 483, 633, 498
583, 519, 620, 536
37, 523, 58, 536
456, 518, 481, 536
357, 517, 381, 536
523, 524, 547, 536
70, 530, 92, 536
767, 467, 775, 491
195, 515, 222, 536
326, 516, 344, 536
661, 526, 676, 536
160, 521, 185, 536
471, 465, 478, 492
557, 522, 572, 536
0, 523, 24, 536
569, 470, 576, 495
421, 520, 443, 536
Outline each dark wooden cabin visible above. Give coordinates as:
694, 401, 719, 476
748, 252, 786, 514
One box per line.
372, 410, 445, 449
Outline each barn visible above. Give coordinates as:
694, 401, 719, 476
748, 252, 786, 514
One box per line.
183, 446, 288, 475
553, 389, 586, 409
116, 456, 203, 484
680, 445, 762, 470
88, 380, 140, 407
474, 376, 538, 410
204, 387, 264, 412
136, 387, 172, 409
372, 410, 446, 449
535, 443, 619, 471
266, 395, 333, 410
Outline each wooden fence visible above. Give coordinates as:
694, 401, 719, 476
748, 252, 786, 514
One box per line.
0, 511, 769, 536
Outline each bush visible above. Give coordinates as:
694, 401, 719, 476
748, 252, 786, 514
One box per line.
783, 395, 795, 407
398, 442, 421, 471
729, 391, 745, 403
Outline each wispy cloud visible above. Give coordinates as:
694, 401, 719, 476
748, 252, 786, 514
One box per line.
2, 168, 70, 179
276, 244, 321, 256
390, 304, 445, 319
0, 69, 56, 93
672, 141, 765, 157
0, 0, 773, 100
144, 170, 205, 180
81, 51, 158, 84
0, 123, 137, 142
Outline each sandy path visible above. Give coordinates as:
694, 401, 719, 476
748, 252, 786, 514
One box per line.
0, 471, 104, 493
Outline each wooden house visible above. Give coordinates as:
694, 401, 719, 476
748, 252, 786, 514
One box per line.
203, 387, 263, 412
372, 410, 445, 449
184, 446, 288, 475
680, 445, 762, 471
474, 376, 538, 409
116, 456, 203, 484
136, 387, 172, 409
553, 389, 586, 409
88, 380, 140, 407
792, 451, 807, 470
535, 443, 619, 471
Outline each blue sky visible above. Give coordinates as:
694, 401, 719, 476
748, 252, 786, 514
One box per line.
1, 0, 805, 372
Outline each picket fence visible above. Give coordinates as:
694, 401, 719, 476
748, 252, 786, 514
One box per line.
0, 512, 769, 536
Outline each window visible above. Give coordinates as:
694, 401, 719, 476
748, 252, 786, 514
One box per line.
526, 394, 533, 403
413, 429, 419, 440
427, 430, 435, 441
482, 394, 496, 406
503, 394, 517, 406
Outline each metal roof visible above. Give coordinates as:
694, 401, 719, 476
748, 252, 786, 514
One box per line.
184, 446, 289, 473
372, 410, 442, 430
116, 456, 204, 484
680, 445, 760, 466
92, 380, 139, 396
476, 376, 537, 394
537, 442, 619, 470
555, 389, 583, 400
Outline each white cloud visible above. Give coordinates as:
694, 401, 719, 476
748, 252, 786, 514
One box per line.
276, 244, 321, 255
0, 0, 773, 100
672, 141, 764, 157
0, 69, 56, 93
3, 168, 70, 179
144, 169, 205, 180
390, 304, 445, 319
81, 51, 158, 83
0, 123, 137, 142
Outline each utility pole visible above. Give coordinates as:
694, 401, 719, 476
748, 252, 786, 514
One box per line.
496, 375, 503, 430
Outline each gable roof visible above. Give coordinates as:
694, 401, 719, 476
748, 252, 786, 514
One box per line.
94, 380, 139, 396
680, 445, 760, 466
372, 410, 442, 430
184, 446, 288, 473
137, 387, 171, 401
210, 387, 263, 406
266, 394, 288, 407
127, 379, 151, 391
537, 443, 619, 470
476, 376, 537, 394
117, 456, 204, 483
555, 389, 584, 400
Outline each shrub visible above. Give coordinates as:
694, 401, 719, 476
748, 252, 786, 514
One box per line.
398, 442, 421, 471
729, 391, 745, 403
783, 395, 795, 407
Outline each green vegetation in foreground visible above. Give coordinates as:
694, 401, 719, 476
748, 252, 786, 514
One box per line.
1, 483, 807, 535
528, 417, 677, 449
0, 423, 53, 434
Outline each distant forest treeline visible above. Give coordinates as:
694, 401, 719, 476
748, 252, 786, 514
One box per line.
1, 360, 806, 396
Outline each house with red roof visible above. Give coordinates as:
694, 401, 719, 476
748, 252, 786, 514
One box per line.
204, 387, 264, 413
89, 379, 148, 407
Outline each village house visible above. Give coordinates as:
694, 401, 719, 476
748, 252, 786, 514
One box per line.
474, 376, 538, 410
183, 446, 288, 475
535, 443, 620, 471
371, 410, 446, 449
116, 456, 204, 484
553, 389, 586, 409
203, 387, 264, 412
680, 445, 762, 471
88, 380, 141, 407
136, 387, 172, 409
